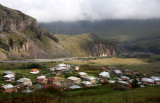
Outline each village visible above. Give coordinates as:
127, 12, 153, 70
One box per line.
1, 63, 160, 94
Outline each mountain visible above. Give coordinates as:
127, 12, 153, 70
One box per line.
54, 34, 123, 57
0, 5, 121, 60
39, 19, 160, 54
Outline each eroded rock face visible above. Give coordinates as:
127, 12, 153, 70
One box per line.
86, 34, 123, 57
0, 4, 37, 32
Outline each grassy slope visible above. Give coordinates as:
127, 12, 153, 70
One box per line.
62, 86, 160, 103
128, 33, 160, 49
65, 57, 160, 76
55, 34, 91, 57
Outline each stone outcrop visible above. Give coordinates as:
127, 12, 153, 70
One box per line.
86, 34, 122, 57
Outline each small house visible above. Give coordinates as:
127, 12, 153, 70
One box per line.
1, 84, 17, 93
99, 71, 110, 81
124, 70, 133, 76
69, 85, 81, 89
48, 67, 55, 71
75, 66, 80, 71
16, 78, 32, 86
55, 64, 70, 71
81, 81, 92, 87
113, 70, 122, 76
3, 71, 15, 76
85, 76, 96, 84
102, 67, 110, 72
78, 72, 88, 78
141, 78, 155, 86
67, 76, 81, 85
3, 74, 15, 82
30, 69, 39, 74
37, 75, 47, 83
48, 78, 61, 86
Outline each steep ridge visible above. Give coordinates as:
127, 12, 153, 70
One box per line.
0, 5, 122, 60
0, 4, 67, 60
54, 34, 123, 57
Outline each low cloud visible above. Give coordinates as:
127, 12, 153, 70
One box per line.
1, 0, 160, 22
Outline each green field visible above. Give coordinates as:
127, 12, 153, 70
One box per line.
1, 85, 160, 103
64, 57, 160, 76
0, 57, 160, 103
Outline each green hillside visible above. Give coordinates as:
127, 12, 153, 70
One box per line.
40, 20, 160, 54
55, 34, 121, 57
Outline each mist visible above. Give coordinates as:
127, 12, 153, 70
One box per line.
1, 0, 160, 22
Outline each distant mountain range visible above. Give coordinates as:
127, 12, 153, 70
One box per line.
39, 19, 160, 54
0, 4, 121, 60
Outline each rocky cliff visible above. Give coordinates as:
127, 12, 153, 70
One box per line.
0, 4, 123, 60
54, 34, 123, 57
0, 4, 65, 60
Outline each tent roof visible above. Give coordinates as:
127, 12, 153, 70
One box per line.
3, 71, 13, 74
69, 85, 81, 89
151, 76, 160, 82
2, 84, 14, 89
78, 72, 87, 75
142, 78, 154, 83
114, 70, 122, 74
86, 76, 96, 80
82, 81, 91, 85
17, 78, 31, 82
118, 81, 129, 85
99, 72, 110, 77
67, 76, 80, 80
37, 75, 46, 79
4, 74, 15, 78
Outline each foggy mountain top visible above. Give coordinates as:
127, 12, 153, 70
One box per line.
1, 0, 160, 22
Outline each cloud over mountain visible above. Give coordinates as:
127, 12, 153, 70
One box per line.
1, 0, 160, 22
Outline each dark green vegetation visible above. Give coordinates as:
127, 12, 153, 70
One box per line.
39, 19, 160, 54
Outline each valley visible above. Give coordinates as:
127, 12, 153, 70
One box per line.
0, 3, 160, 103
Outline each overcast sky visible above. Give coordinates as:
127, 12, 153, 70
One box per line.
1, 0, 160, 22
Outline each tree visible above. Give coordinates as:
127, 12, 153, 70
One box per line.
131, 79, 140, 88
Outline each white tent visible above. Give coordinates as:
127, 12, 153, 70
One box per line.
113, 70, 122, 74
151, 76, 160, 82
37, 75, 46, 79
86, 76, 96, 80
141, 78, 154, 86
120, 76, 130, 80
142, 78, 154, 83
57, 64, 67, 67
82, 81, 92, 85
69, 85, 81, 89
118, 81, 129, 85
4, 74, 15, 78
99, 71, 110, 78
78, 72, 87, 76
2, 84, 14, 89
108, 80, 116, 84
